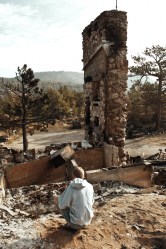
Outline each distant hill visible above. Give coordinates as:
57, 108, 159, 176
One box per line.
35, 71, 84, 84
34, 71, 84, 92
0, 72, 156, 93
35, 71, 156, 90
0, 71, 84, 91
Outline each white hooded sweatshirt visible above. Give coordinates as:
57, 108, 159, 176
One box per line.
58, 178, 94, 226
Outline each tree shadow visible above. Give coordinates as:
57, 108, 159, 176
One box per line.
3, 224, 83, 249
137, 230, 166, 249
45, 224, 80, 245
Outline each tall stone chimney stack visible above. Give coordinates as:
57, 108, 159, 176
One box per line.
82, 10, 128, 164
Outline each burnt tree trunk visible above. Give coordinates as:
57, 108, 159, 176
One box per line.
155, 77, 163, 131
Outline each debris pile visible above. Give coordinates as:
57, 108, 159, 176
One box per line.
0, 142, 165, 249
0, 140, 94, 168
0, 182, 65, 217
0, 181, 141, 219
0, 139, 165, 248
0, 181, 165, 249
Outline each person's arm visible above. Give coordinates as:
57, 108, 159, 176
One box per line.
58, 185, 73, 209
54, 195, 58, 205
54, 182, 69, 206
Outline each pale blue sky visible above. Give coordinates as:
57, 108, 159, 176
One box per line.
0, 0, 165, 77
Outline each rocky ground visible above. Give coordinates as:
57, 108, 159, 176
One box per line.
1, 126, 166, 249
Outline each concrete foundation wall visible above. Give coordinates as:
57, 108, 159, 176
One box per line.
73, 148, 104, 170
5, 148, 104, 188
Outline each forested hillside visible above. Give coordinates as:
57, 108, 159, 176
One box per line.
35, 71, 84, 92
34, 71, 83, 84
0, 71, 84, 92
1, 70, 155, 92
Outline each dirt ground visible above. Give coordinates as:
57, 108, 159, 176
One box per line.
1, 127, 166, 249
7, 125, 166, 157
125, 134, 166, 157
7, 125, 85, 150
39, 193, 166, 249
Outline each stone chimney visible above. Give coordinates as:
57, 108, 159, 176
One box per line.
82, 10, 128, 164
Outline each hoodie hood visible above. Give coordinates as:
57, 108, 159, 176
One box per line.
70, 178, 87, 189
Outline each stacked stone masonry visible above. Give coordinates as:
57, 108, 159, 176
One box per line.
82, 10, 128, 162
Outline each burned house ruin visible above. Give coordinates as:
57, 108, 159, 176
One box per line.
82, 10, 128, 163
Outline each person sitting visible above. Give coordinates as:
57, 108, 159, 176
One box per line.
54, 167, 94, 230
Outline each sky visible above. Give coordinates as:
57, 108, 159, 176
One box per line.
0, 0, 165, 77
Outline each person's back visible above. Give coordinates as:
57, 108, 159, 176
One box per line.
55, 167, 94, 230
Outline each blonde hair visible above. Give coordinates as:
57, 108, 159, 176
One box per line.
72, 167, 85, 179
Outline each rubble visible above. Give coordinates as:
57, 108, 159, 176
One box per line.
153, 170, 166, 186
0, 135, 165, 192
0, 183, 66, 218
0, 181, 138, 217
0, 144, 155, 190
0, 140, 165, 249
0, 180, 165, 249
